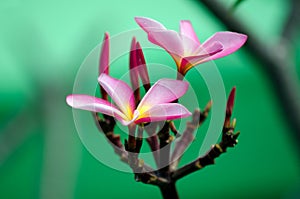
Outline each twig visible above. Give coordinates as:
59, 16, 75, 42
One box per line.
170, 110, 200, 171
93, 113, 153, 171
124, 124, 168, 187
172, 122, 239, 181
169, 121, 179, 136
157, 122, 172, 177
93, 113, 125, 157
170, 101, 212, 171
145, 123, 160, 168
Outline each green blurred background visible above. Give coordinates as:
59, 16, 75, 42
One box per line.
1, 0, 300, 198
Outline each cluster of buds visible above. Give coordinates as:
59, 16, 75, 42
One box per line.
66, 17, 247, 199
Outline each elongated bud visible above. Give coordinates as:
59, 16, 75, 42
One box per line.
99, 32, 110, 100
136, 42, 150, 91
129, 37, 140, 105
224, 87, 236, 128
226, 87, 236, 117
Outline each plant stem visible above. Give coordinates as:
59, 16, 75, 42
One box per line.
159, 182, 179, 199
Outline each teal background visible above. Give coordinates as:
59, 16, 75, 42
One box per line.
0, 0, 299, 199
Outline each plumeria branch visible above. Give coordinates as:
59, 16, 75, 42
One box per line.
67, 17, 247, 199
71, 83, 240, 199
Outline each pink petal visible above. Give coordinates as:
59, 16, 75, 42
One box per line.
201, 31, 247, 61
137, 79, 189, 111
148, 30, 184, 60
180, 20, 200, 46
180, 20, 200, 44
98, 74, 135, 118
135, 103, 191, 123
182, 54, 211, 65
178, 42, 223, 75
179, 54, 211, 75
195, 41, 223, 56
135, 17, 166, 32
179, 42, 223, 74
181, 35, 200, 56
66, 94, 127, 122
99, 32, 110, 75
123, 110, 140, 126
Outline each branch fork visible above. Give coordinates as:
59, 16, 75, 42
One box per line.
93, 87, 239, 199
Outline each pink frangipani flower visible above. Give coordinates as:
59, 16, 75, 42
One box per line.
135, 17, 248, 76
66, 74, 191, 126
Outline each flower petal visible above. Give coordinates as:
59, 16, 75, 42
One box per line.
148, 30, 184, 61
179, 41, 223, 74
137, 79, 189, 113
135, 103, 191, 123
98, 74, 135, 119
135, 17, 184, 65
66, 94, 127, 122
201, 31, 247, 61
122, 110, 140, 126
180, 20, 201, 54
135, 17, 166, 32
180, 20, 200, 45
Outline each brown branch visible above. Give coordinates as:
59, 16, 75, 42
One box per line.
172, 124, 239, 181
124, 124, 169, 187
169, 121, 179, 136
199, 100, 212, 125
93, 113, 154, 171
170, 110, 200, 171
144, 123, 160, 168
157, 122, 173, 177
135, 171, 169, 187
170, 101, 212, 171
159, 182, 179, 199
93, 113, 125, 157
93, 112, 169, 188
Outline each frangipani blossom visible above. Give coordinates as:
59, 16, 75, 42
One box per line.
135, 17, 248, 76
66, 74, 191, 126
